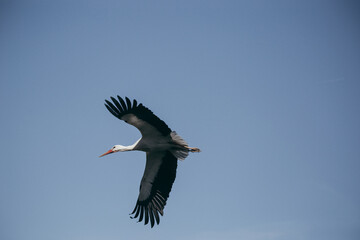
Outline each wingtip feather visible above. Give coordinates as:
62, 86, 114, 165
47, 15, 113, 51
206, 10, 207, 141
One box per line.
118, 96, 127, 111
111, 96, 124, 112
139, 206, 144, 222
144, 207, 149, 225
125, 97, 132, 109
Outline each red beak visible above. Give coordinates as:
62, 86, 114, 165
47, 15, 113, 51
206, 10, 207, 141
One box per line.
99, 149, 114, 157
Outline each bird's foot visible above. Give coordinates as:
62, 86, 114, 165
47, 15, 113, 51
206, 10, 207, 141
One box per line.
187, 147, 201, 152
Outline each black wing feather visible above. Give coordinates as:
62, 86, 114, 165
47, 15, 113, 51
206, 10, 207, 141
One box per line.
104, 96, 171, 136
111, 96, 124, 112
144, 207, 149, 225
149, 204, 155, 227
154, 207, 160, 225
130, 151, 177, 227
118, 96, 127, 111
105, 104, 119, 119
125, 97, 132, 109
131, 205, 140, 219
105, 100, 120, 115
139, 206, 144, 222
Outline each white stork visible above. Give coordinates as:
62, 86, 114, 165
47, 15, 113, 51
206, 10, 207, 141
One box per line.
100, 96, 200, 227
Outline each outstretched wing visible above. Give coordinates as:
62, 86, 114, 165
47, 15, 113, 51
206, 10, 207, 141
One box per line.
104, 96, 171, 137
130, 151, 177, 227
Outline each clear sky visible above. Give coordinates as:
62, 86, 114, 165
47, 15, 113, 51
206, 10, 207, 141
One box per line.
1, 1, 359, 239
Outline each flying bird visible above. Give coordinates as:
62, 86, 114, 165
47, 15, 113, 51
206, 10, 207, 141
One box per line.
100, 96, 200, 227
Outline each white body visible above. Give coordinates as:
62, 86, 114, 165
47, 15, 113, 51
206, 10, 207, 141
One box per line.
120, 114, 190, 159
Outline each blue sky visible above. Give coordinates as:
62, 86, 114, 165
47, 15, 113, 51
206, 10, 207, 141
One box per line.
1, 1, 359, 239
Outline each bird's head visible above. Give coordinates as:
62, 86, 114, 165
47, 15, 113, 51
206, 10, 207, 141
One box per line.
99, 145, 128, 157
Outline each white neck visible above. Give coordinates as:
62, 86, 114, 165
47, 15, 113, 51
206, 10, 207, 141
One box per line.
122, 138, 141, 151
